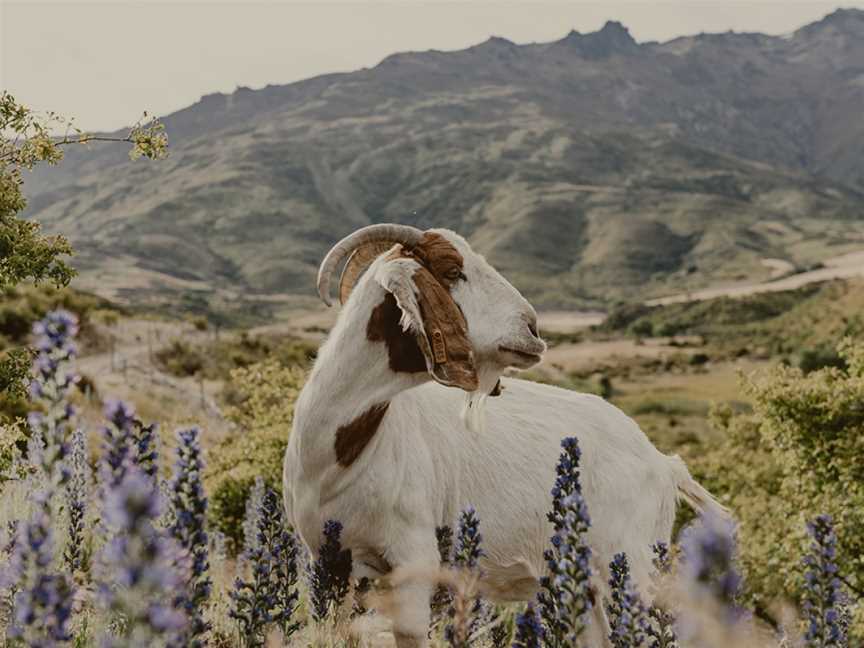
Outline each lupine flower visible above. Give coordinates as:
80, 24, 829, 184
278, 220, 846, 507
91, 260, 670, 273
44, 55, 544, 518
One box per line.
432, 525, 455, 622
28, 311, 80, 488
645, 542, 678, 648
537, 437, 593, 648
606, 553, 648, 648
4, 509, 74, 646
228, 539, 273, 647
259, 489, 300, 638
512, 603, 545, 648
168, 427, 211, 647
652, 541, 673, 575
802, 515, 845, 648
446, 508, 494, 648
99, 399, 138, 492
679, 513, 741, 608
63, 428, 90, 574
676, 512, 743, 644
229, 488, 301, 646
453, 508, 484, 570
132, 419, 159, 481
547, 436, 582, 531
2, 311, 81, 645
308, 519, 351, 622
98, 467, 188, 647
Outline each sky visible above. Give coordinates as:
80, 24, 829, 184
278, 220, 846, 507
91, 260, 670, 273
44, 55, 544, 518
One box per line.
2, 0, 862, 132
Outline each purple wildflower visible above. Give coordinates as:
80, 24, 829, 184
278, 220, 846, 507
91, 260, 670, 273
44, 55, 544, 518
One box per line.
512, 603, 544, 648
99, 399, 138, 493
652, 541, 673, 575
453, 508, 484, 570
230, 488, 301, 646
98, 468, 188, 647
308, 518, 351, 622
606, 553, 649, 648
677, 512, 743, 642
537, 437, 593, 648
445, 508, 494, 647
680, 513, 741, 607
432, 525, 455, 623
63, 428, 90, 575
4, 509, 74, 646
645, 542, 678, 648
27, 311, 80, 487
2, 311, 81, 644
547, 436, 582, 532
132, 419, 159, 481
168, 427, 211, 647
802, 515, 845, 648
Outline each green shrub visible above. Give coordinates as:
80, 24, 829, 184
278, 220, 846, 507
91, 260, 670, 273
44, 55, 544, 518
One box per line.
693, 340, 864, 637
205, 359, 305, 551
156, 339, 205, 376
797, 346, 846, 374
629, 320, 654, 338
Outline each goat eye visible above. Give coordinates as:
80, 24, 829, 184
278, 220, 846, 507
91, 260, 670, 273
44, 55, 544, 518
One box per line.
445, 269, 466, 282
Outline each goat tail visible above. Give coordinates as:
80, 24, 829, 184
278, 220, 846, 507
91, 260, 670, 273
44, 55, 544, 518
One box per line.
669, 454, 731, 520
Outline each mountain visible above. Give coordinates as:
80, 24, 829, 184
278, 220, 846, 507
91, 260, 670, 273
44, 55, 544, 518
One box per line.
23, 9, 864, 314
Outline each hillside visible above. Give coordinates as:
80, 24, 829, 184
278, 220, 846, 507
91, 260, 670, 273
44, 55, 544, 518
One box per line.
23, 9, 864, 313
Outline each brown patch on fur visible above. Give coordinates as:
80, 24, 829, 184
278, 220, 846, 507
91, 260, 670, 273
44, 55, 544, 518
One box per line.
410, 232, 465, 288
412, 266, 477, 390
334, 403, 390, 467
367, 294, 427, 373
365, 230, 477, 391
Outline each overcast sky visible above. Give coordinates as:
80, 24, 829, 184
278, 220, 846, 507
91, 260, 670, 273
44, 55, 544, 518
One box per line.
2, 0, 862, 132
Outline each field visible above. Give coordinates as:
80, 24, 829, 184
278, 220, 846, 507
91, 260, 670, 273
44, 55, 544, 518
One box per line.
0, 274, 862, 646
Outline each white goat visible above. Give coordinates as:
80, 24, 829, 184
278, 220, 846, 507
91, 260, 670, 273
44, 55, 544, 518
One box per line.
282, 224, 724, 648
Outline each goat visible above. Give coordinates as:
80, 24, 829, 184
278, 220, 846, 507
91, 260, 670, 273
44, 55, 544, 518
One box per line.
282, 223, 724, 648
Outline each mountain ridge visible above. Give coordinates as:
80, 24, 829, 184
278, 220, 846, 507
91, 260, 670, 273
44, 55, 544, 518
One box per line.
23, 9, 864, 314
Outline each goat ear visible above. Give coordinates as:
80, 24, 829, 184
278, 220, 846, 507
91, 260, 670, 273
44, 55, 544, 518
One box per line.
374, 253, 479, 392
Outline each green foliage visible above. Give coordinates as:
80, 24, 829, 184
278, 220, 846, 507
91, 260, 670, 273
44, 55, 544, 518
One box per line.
797, 346, 847, 374
0, 418, 26, 482
158, 332, 316, 381
0, 284, 117, 421
602, 280, 864, 364
604, 285, 822, 338
156, 339, 206, 377
693, 341, 864, 638
206, 360, 305, 550
0, 92, 165, 401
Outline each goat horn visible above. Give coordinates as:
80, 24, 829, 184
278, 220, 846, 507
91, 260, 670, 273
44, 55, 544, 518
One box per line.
317, 223, 425, 306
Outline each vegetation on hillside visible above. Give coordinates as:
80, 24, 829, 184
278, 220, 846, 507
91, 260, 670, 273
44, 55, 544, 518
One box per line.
0, 311, 858, 646
0, 284, 118, 422
21, 11, 864, 312
0, 92, 165, 408
692, 343, 864, 632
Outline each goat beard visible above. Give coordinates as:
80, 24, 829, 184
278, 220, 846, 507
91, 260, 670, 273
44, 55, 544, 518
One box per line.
460, 368, 501, 434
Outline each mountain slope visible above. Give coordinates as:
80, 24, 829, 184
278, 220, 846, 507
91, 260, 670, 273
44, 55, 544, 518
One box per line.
23, 9, 864, 311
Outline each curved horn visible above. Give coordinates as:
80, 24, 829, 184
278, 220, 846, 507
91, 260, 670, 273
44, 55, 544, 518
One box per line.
317, 223, 424, 306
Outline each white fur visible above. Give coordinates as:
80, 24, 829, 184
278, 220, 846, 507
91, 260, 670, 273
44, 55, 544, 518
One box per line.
283, 229, 723, 648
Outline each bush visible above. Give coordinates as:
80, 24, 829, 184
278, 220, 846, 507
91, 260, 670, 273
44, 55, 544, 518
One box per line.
798, 346, 847, 374
693, 340, 864, 638
205, 360, 305, 550
156, 339, 206, 376
629, 320, 654, 338
157, 332, 316, 382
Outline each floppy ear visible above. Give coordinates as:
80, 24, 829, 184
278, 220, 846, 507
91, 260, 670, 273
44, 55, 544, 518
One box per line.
373, 252, 478, 392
